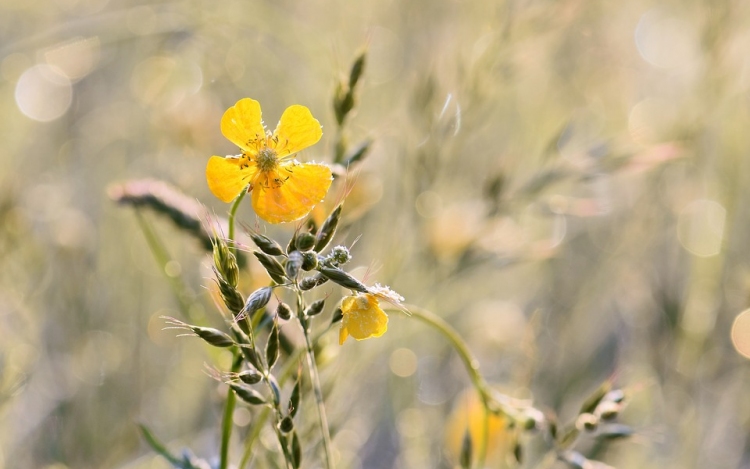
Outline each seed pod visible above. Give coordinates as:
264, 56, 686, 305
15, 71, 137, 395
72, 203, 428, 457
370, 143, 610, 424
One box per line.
598, 424, 634, 440
331, 307, 343, 324
291, 432, 301, 469
513, 438, 523, 463
459, 429, 472, 469
304, 299, 325, 317
295, 232, 316, 252
230, 383, 265, 405
267, 374, 281, 406
279, 416, 294, 433
249, 232, 284, 256
276, 302, 292, 321
522, 408, 544, 433
239, 345, 263, 371
314, 205, 342, 252
595, 401, 621, 421
286, 233, 296, 254
318, 267, 367, 293
192, 326, 235, 348
212, 239, 239, 288
301, 252, 318, 271
214, 268, 244, 315
343, 139, 372, 167
330, 245, 351, 265
348, 49, 366, 90
266, 320, 280, 369
579, 380, 612, 415
240, 287, 272, 322
253, 252, 287, 284
576, 413, 599, 432
299, 274, 328, 291
333, 82, 348, 126
602, 389, 625, 404
560, 450, 588, 469
238, 369, 262, 385
288, 378, 301, 417
285, 251, 303, 280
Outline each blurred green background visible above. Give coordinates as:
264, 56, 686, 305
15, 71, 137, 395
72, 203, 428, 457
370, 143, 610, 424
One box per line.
2, 0, 750, 468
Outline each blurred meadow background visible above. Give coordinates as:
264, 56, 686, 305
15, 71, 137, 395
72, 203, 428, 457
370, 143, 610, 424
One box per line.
2, 0, 750, 468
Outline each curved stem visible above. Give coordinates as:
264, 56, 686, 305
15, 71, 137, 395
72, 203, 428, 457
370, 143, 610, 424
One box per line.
394, 304, 492, 467
134, 210, 196, 320
219, 191, 247, 469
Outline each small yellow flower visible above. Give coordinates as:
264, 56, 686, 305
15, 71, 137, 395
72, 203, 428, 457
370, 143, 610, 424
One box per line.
206, 98, 332, 224
339, 285, 404, 345
339, 293, 388, 345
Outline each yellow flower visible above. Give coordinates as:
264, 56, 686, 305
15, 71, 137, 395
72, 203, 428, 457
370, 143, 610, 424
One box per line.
445, 389, 510, 465
206, 98, 332, 224
338, 293, 388, 345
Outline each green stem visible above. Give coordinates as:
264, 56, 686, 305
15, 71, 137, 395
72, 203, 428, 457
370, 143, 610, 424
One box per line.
134, 210, 195, 320
238, 325, 333, 469
302, 324, 335, 469
296, 291, 334, 469
219, 354, 242, 469
219, 191, 247, 469
227, 189, 247, 253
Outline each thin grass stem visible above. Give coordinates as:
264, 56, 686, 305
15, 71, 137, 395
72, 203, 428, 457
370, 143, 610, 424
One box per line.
219, 190, 248, 469
134, 210, 195, 320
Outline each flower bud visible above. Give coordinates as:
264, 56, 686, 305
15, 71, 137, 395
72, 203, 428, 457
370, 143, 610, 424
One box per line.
192, 326, 235, 348
295, 232, 316, 251
315, 205, 342, 252
238, 369, 262, 385
299, 274, 328, 291
304, 299, 325, 317
575, 413, 599, 432
249, 232, 284, 256
240, 287, 272, 322
318, 267, 367, 292
301, 252, 318, 271
286, 251, 303, 279
276, 302, 292, 321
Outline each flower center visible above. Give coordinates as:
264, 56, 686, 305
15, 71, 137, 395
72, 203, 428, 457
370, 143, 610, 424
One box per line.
256, 147, 278, 172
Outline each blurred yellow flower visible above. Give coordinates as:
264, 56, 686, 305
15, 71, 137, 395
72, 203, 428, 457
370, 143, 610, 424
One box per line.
206, 98, 332, 224
338, 293, 388, 345
445, 389, 510, 465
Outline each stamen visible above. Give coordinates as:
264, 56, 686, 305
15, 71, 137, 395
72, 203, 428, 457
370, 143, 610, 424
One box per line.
256, 147, 279, 172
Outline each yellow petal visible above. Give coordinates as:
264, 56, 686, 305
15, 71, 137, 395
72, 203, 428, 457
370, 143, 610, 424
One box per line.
339, 325, 349, 345
221, 98, 265, 152
272, 105, 323, 157
206, 156, 256, 203
339, 294, 388, 343
251, 162, 332, 224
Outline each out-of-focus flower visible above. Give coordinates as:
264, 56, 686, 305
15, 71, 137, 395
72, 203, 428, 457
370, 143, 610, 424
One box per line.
445, 389, 510, 465
206, 98, 332, 224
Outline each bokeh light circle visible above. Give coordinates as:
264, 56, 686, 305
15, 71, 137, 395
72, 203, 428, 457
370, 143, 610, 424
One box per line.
677, 199, 726, 257
731, 309, 750, 359
15, 64, 72, 122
